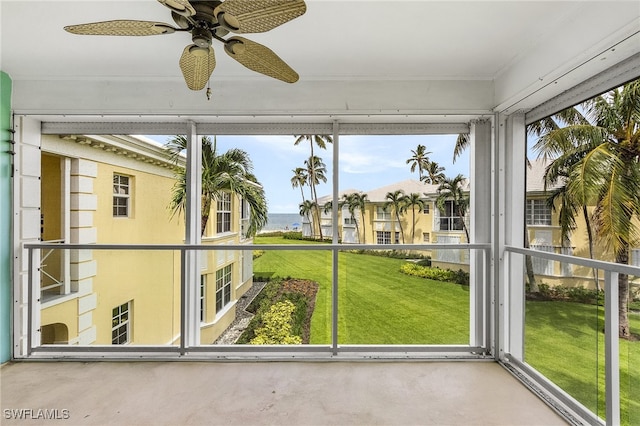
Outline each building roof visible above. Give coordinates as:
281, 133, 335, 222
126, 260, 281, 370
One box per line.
527, 158, 564, 194
318, 160, 562, 205
365, 179, 440, 202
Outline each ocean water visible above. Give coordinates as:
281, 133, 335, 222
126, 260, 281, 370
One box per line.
261, 213, 304, 232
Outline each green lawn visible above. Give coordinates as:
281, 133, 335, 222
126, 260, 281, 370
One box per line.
526, 301, 640, 424
253, 236, 469, 344
253, 235, 640, 424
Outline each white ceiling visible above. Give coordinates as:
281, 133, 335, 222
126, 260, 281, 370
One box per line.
1, 0, 639, 121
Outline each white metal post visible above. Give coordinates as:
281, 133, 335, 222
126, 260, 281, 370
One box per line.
61, 157, 71, 294
470, 119, 492, 349
183, 121, 201, 348
604, 270, 620, 426
495, 112, 527, 361
332, 120, 339, 354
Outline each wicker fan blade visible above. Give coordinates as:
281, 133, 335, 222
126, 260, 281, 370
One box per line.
214, 0, 306, 34
179, 45, 216, 91
157, 0, 196, 17
224, 36, 298, 83
64, 20, 176, 36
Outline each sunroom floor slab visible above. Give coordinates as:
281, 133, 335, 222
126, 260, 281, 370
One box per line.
0, 360, 567, 425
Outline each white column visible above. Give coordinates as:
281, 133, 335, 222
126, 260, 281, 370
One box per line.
469, 119, 492, 349
70, 158, 98, 345
61, 157, 71, 294
498, 112, 526, 361
12, 116, 42, 356
184, 122, 201, 347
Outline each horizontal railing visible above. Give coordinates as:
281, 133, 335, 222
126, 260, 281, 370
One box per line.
25, 242, 491, 360
505, 246, 640, 426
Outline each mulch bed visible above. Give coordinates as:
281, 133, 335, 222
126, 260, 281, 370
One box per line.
277, 279, 318, 344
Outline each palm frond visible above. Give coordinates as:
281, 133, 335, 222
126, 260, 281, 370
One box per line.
453, 134, 469, 163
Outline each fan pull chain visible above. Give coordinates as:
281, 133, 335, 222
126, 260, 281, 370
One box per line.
206, 50, 212, 101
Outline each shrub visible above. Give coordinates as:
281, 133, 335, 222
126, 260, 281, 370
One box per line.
345, 249, 427, 260
238, 278, 315, 344
531, 282, 604, 305
250, 300, 302, 345
253, 250, 265, 259
399, 263, 469, 285
282, 231, 303, 240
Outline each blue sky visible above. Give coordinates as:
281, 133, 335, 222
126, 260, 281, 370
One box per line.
148, 134, 469, 213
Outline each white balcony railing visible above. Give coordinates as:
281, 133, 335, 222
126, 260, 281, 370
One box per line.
40, 239, 70, 303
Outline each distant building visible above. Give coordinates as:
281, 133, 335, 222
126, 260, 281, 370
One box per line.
305, 161, 640, 290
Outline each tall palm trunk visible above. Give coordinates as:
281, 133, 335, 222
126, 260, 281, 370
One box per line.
395, 210, 405, 244
309, 181, 323, 240
308, 140, 324, 240
360, 209, 366, 244
459, 210, 470, 243
582, 205, 600, 291
616, 246, 631, 338
524, 228, 539, 293
201, 197, 212, 237
299, 186, 305, 205
411, 208, 416, 243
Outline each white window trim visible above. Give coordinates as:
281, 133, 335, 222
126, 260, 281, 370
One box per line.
113, 173, 131, 218
111, 301, 131, 345
215, 264, 232, 312
216, 192, 232, 234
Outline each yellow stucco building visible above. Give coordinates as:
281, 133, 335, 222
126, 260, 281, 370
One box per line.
308, 161, 639, 291
39, 134, 254, 346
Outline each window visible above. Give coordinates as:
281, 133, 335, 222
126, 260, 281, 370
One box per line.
439, 200, 464, 231
216, 192, 232, 233
241, 198, 248, 220
344, 217, 356, 225
377, 231, 391, 244
376, 206, 391, 220
526, 199, 552, 226
200, 275, 206, 323
423, 204, 430, 214
215, 265, 232, 312
631, 248, 640, 267
423, 232, 430, 243
113, 174, 130, 217
112, 301, 131, 344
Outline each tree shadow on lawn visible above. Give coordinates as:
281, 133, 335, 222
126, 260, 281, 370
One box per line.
526, 300, 603, 339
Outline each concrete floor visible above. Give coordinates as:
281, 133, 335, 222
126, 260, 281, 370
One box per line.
1, 360, 567, 425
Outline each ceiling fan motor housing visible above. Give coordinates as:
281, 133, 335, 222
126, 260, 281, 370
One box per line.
191, 27, 212, 47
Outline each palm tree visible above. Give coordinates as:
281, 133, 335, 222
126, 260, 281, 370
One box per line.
422, 161, 446, 185
165, 135, 268, 237
404, 193, 425, 243
384, 190, 407, 244
341, 193, 362, 243
304, 155, 328, 240
295, 135, 332, 240
290, 167, 308, 205
351, 192, 369, 244
406, 144, 432, 180
545, 173, 600, 291
294, 134, 333, 160
532, 80, 640, 338
452, 134, 469, 164
323, 200, 333, 215
299, 199, 316, 236
436, 174, 470, 243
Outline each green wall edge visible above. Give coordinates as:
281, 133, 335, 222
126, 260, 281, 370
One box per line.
1, 71, 12, 363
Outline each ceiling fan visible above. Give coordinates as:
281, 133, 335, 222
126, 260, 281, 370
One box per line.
64, 0, 306, 96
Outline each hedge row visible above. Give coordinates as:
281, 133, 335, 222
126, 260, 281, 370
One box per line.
400, 263, 469, 285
